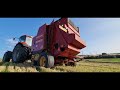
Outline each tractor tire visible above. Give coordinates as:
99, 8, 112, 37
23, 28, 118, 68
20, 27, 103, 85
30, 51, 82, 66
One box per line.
2, 51, 12, 62
38, 52, 54, 68
12, 44, 29, 63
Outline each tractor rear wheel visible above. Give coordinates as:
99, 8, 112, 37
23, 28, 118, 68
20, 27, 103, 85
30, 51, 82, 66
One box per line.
2, 51, 12, 62
38, 52, 54, 68
12, 44, 30, 63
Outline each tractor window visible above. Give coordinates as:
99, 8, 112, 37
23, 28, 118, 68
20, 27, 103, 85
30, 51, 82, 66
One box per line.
26, 37, 32, 46
19, 36, 26, 42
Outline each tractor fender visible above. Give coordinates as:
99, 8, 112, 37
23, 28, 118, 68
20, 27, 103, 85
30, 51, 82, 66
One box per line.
16, 42, 31, 54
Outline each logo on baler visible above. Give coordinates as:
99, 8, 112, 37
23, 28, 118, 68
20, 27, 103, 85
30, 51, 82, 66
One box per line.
59, 25, 68, 32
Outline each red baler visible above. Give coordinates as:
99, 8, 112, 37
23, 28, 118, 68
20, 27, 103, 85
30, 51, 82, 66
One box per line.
31, 18, 86, 67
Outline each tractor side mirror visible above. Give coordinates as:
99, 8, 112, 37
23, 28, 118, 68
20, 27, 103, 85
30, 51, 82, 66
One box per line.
13, 37, 18, 41
13, 38, 16, 40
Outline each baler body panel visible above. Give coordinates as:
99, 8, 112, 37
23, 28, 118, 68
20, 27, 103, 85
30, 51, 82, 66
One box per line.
32, 24, 47, 52
32, 18, 86, 59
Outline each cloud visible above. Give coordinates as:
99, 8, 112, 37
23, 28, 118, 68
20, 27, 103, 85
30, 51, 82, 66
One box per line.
0, 38, 18, 58
6, 38, 18, 48
0, 50, 7, 54
0, 50, 8, 58
6, 38, 18, 45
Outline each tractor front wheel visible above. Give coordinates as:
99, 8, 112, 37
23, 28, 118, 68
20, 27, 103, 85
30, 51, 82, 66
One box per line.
12, 44, 30, 63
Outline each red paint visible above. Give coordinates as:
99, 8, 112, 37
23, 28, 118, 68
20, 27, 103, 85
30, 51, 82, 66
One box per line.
32, 24, 47, 52
32, 18, 86, 62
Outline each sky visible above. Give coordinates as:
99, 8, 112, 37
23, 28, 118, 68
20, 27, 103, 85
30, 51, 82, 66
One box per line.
0, 18, 120, 58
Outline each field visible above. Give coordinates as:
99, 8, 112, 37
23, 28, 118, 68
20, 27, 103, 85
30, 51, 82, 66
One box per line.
0, 58, 120, 72
85, 58, 120, 63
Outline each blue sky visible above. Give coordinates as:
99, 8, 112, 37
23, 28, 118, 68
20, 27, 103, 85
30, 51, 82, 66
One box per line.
0, 18, 120, 58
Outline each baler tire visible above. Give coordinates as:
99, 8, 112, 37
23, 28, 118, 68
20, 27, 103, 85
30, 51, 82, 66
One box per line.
38, 52, 54, 68
12, 44, 29, 63
47, 55, 54, 68
2, 51, 12, 62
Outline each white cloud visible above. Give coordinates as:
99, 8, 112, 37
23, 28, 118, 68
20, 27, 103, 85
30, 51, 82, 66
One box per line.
5, 38, 18, 51
0, 50, 7, 54
6, 38, 18, 46
0, 38, 17, 58
0, 50, 8, 58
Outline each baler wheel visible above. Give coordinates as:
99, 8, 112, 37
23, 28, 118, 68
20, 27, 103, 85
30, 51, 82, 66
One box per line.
38, 52, 54, 68
2, 51, 12, 62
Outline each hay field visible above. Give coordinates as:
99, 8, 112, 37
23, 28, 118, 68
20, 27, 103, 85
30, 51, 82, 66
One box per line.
0, 59, 120, 72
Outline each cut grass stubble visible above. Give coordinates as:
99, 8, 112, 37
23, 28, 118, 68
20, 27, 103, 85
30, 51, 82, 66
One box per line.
1, 59, 120, 72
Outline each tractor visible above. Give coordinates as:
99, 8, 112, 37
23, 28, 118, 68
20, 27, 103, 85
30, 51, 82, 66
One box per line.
3, 35, 32, 63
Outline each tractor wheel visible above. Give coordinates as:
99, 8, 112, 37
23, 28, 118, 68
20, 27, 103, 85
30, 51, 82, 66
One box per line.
2, 51, 12, 62
12, 44, 29, 63
38, 52, 54, 68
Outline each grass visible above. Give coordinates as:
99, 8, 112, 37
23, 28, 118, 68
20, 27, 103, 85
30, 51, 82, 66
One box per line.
54, 61, 120, 72
0, 60, 39, 72
85, 58, 120, 63
0, 58, 120, 72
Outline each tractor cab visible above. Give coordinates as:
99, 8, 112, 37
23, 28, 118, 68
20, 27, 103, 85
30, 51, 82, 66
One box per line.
19, 35, 33, 47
